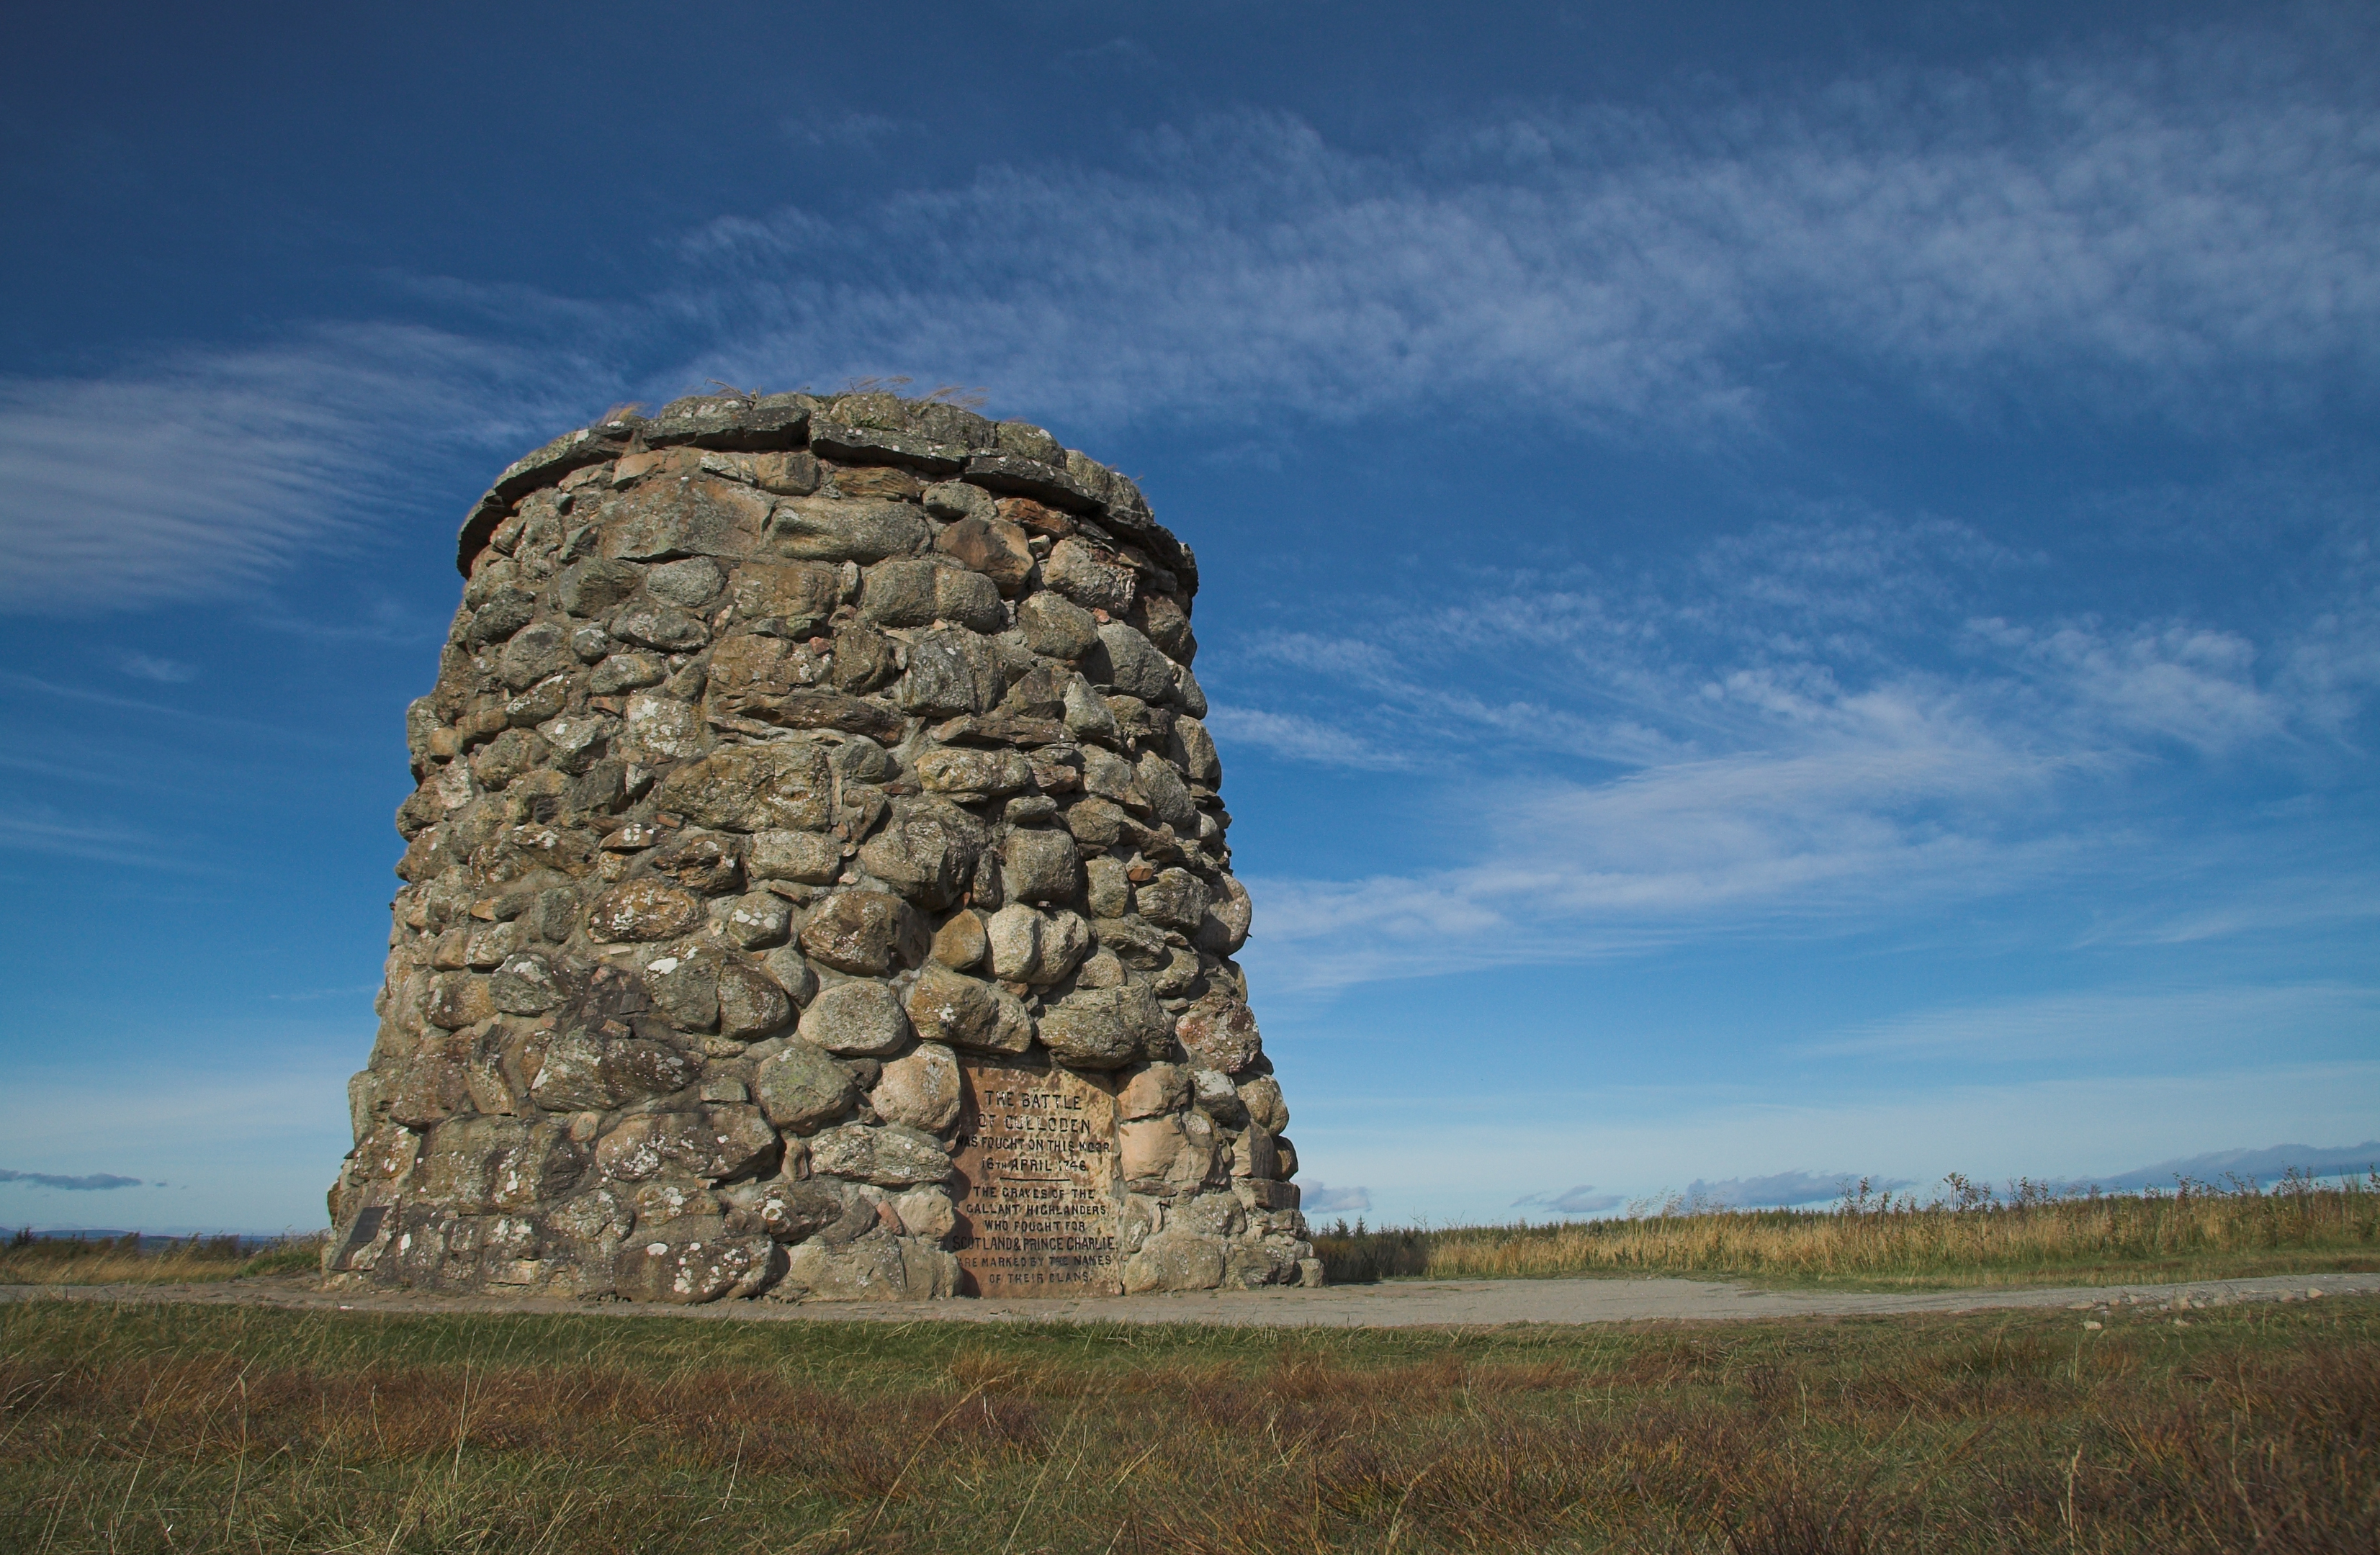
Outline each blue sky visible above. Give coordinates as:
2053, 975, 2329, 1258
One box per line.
2, 1, 2374, 1232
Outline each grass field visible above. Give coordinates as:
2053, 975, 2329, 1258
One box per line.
1314, 1173, 2380, 1289
4, 1292, 2374, 1552
0, 1231, 325, 1286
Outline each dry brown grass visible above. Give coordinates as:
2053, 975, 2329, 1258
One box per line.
1318, 1173, 2380, 1289
0, 1232, 325, 1286
1, 1292, 2375, 1551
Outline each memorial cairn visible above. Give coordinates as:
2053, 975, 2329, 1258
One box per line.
325, 391, 1317, 1304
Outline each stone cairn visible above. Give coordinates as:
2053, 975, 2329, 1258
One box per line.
326, 391, 1316, 1304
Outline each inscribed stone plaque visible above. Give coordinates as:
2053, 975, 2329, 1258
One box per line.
951, 1057, 1122, 1297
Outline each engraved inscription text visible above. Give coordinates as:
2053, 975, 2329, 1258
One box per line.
951, 1058, 1121, 1298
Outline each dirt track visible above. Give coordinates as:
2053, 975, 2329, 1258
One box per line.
8, 1270, 2377, 1327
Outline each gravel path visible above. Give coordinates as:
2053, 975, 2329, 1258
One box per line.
8, 1270, 2377, 1328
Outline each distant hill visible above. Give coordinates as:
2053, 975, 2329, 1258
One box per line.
2077, 1142, 2380, 1192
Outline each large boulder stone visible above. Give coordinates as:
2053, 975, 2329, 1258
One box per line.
1119, 1111, 1219, 1187
610, 605, 710, 653
732, 561, 840, 634
896, 628, 1002, 717
1038, 982, 1172, 1071
555, 559, 642, 617
1115, 1063, 1192, 1120
893, 1185, 958, 1240
594, 1107, 778, 1184
414, 1118, 583, 1212
732, 1176, 851, 1242
1193, 1067, 1250, 1129
646, 557, 723, 607
1017, 592, 1101, 660
642, 950, 719, 1031
1175, 663, 1209, 718
857, 798, 987, 911
1236, 1074, 1289, 1134
715, 957, 793, 1039
589, 652, 665, 694
1135, 754, 1199, 831
423, 972, 495, 1030
497, 621, 572, 690
769, 496, 930, 563
601, 474, 772, 561
983, 904, 1092, 985
1175, 994, 1262, 1073
871, 1043, 961, 1132
489, 952, 565, 1014
753, 1040, 858, 1132
1092, 622, 1175, 702
796, 980, 912, 1056
935, 515, 1034, 596
1043, 536, 1136, 614
777, 1230, 910, 1301
922, 479, 995, 521
859, 557, 1005, 632
904, 964, 1003, 1051
915, 745, 1032, 798
655, 742, 832, 832
621, 693, 704, 760
1122, 1227, 1226, 1294
929, 909, 988, 970
799, 891, 927, 975
1063, 677, 1123, 745
807, 1123, 953, 1187
1197, 874, 1253, 955
1131, 590, 1196, 663
706, 632, 830, 706
1223, 1240, 1303, 1289
1084, 855, 1132, 919
529, 1026, 697, 1111
1000, 828, 1082, 904
748, 828, 843, 884
1135, 867, 1210, 932
721, 891, 793, 950
1172, 717, 1221, 787
613, 1217, 780, 1304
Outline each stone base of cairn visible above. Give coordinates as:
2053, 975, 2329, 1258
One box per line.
327, 392, 1315, 1303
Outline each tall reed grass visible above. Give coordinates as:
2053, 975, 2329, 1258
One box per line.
1315, 1170, 2380, 1287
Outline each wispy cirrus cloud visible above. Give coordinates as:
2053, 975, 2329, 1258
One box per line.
6, 19, 2371, 618
0, 323, 600, 610
1202, 706, 1412, 770
117, 654, 196, 683
1802, 983, 2380, 1063
678, 22, 2380, 436
1219, 480, 2379, 989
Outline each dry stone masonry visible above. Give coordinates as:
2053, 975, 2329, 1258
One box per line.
325, 391, 1316, 1304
